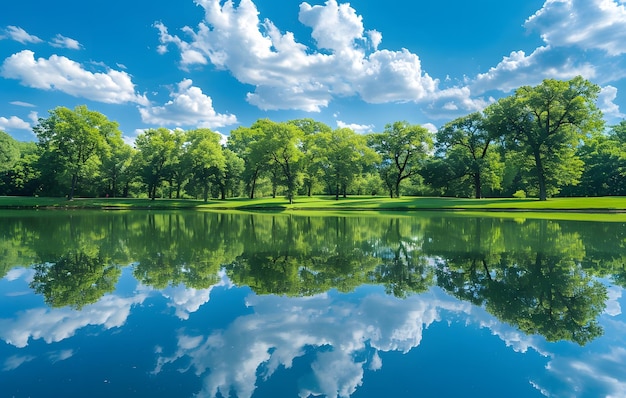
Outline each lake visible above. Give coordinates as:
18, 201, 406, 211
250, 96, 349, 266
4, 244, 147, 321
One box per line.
1, 211, 625, 397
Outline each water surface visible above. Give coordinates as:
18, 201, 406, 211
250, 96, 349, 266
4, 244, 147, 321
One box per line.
1, 211, 625, 397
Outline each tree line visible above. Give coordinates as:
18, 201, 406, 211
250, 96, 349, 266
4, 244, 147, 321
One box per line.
1, 76, 625, 201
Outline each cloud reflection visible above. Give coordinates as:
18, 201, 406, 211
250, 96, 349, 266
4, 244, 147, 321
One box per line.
154, 289, 472, 398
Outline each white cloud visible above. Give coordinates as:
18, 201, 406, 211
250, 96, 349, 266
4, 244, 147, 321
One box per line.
4, 26, 43, 44
0, 50, 149, 106
0, 115, 31, 131
525, 0, 626, 56
336, 120, 374, 134
50, 34, 81, 50
155, 0, 444, 112
422, 123, 438, 133
139, 79, 237, 128
598, 85, 626, 119
471, 46, 597, 95
9, 101, 35, 107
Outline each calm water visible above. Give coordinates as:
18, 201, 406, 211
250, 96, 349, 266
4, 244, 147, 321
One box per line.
0, 211, 625, 398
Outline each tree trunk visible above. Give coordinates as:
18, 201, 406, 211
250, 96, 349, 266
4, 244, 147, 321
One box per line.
533, 149, 547, 201
68, 174, 78, 200
335, 183, 339, 200
474, 172, 482, 199
249, 169, 259, 199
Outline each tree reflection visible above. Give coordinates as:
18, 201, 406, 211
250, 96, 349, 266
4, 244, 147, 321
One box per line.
225, 215, 381, 296
30, 249, 121, 309
424, 217, 608, 345
369, 218, 434, 297
1, 211, 622, 347
131, 213, 244, 289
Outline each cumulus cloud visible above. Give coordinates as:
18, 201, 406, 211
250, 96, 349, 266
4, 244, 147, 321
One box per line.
155, 0, 444, 112
0, 50, 148, 106
598, 85, 626, 119
3, 26, 43, 44
525, 0, 626, 56
139, 79, 237, 128
471, 46, 597, 95
336, 120, 374, 134
0, 115, 31, 131
50, 34, 81, 50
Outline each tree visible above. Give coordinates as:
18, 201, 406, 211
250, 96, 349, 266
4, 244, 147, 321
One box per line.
227, 125, 269, 199
134, 127, 182, 200
436, 112, 503, 198
485, 76, 603, 200
100, 134, 135, 197
288, 118, 332, 196
312, 127, 379, 199
34, 105, 121, 200
561, 125, 626, 197
369, 121, 433, 197
0, 130, 20, 174
184, 128, 225, 202
216, 148, 244, 199
256, 121, 304, 204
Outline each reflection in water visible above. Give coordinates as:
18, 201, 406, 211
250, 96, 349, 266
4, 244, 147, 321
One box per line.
153, 290, 471, 398
0, 212, 625, 397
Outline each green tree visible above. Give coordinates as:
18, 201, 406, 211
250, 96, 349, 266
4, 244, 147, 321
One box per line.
184, 128, 226, 202
100, 134, 135, 197
33, 105, 121, 200
436, 112, 503, 198
0, 130, 20, 174
288, 118, 332, 196
369, 121, 433, 198
485, 76, 603, 200
217, 148, 245, 199
562, 126, 626, 196
257, 121, 304, 204
313, 127, 379, 199
227, 124, 269, 199
134, 127, 182, 200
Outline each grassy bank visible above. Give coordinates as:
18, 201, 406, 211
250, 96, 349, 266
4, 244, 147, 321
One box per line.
1, 195, 625, 212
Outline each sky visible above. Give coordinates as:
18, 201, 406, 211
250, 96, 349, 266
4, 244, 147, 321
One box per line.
1, 0, 626, 143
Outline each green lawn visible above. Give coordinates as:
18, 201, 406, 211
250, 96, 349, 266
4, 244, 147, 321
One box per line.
1, 195, 625, 211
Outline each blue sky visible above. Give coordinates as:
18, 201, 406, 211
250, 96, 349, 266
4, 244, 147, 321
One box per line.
1, 0, 626, 143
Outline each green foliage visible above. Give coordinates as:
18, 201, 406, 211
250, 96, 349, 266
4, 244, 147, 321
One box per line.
0, 77, 620, 199
369, 121, 433, 198
486, 76, 603, 200
512, 190, 526, 198
33, 105, 121, 200
0, 130, 20, 174
134, 127, 183, 200
436, 112, 503, 198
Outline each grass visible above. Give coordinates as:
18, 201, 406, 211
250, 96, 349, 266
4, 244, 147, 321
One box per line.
1, 195, 625, 211
1, 196, 625, 222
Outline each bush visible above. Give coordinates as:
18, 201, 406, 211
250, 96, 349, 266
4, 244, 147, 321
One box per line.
512, 190, 526, 198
